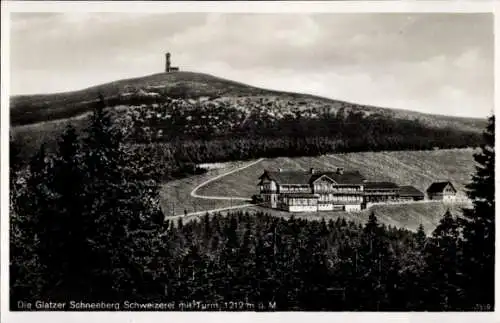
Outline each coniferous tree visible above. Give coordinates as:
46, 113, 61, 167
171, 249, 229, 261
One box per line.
10, 144, 47, 306
84, 96, 164, 300
23, 144, 61, 293
415, 224, 427, 250
234, 219, 256, 299
424, 210, 464, 310
460, 115, 495, 309
358, 212, 397, 310
358, 212, 382, 309
48, 125, 89, 294
398, 223, 427, 310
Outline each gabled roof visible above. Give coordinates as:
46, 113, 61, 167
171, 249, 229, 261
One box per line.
310, 174, 338, 184
260, 170, 312, 185
399, 185, 424, 197
364, 181, 399, 189
426, 181, 456, 193
259, 169, 365, 185
309, 171, 365, 185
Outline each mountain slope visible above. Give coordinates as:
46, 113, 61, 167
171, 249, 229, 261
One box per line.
11, 71, 486, 132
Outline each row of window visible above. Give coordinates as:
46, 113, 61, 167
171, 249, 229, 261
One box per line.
430, 192, 456, 196
280, 185, 310, 193
364, 191, 397, 195
365, 196, 398, 202
314, 185, 362, 193
319, 195, 362, 202
266, 185, 384, 193
282, 198, 317, 206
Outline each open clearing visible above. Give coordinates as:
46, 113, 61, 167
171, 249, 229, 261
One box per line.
197, 148, 475, 199
161, 148, 476, 232
159, 159, 253, 217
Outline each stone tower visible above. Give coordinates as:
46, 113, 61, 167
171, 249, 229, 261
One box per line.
165, 52, 171, 72
165, 52, 179, 73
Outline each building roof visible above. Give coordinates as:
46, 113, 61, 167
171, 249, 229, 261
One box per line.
364, 181, 399, 189
310, 172, 366, 185
260, 169, 365, 185
399, 185, 425, 197
260, 171, 311, 185
426, 181, 456, 194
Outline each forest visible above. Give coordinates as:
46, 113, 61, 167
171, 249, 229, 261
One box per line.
9, 96, 495, 311
123, 98, 482, 166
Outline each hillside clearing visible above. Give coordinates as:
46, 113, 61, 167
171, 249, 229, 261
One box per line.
159, 160, 253, 216
197, 148, 475, 199
161, 148, 476, 232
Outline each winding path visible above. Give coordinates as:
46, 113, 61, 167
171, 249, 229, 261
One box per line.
173, 158, 264, 217
190, 158, 265, 200
175, 204, 257, 218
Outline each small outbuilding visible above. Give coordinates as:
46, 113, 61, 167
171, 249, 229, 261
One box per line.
398, 185, 425, 201
426, 181, 457, 202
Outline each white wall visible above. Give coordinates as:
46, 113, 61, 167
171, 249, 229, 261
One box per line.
345, 204, 362, 212
443, 194, 457, 203
318, 204, 334, 211
289, 205, 318, 213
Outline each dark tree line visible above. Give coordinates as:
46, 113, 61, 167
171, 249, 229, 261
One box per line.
9, 95, 494, 311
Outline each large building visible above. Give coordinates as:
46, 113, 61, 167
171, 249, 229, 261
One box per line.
364, 182, 400, 203
258, 168, 427, 213
259, 168, 365, 212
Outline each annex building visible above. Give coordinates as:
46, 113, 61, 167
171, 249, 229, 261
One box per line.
258, 168, 451, 213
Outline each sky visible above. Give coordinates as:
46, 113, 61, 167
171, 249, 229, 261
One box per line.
10, 12, 493, 118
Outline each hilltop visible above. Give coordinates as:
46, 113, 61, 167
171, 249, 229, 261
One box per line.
11, 71, 485, 132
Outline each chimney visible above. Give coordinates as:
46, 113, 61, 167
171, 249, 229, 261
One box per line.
310, 168, 315, 174
336, 167, 344, 175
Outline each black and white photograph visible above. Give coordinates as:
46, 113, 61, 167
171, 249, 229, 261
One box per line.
2, 1, 497, 320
